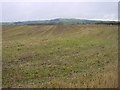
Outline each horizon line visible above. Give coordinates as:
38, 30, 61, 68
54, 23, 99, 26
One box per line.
0, 18, 118, 23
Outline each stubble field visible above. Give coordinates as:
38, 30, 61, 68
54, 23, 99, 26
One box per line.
2, 24, 118, 88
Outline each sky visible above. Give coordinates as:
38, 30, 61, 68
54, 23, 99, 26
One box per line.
1, 2, 118, 22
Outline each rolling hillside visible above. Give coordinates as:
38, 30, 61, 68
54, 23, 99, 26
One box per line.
1, 18, 119, 26
3, 24, 118, 88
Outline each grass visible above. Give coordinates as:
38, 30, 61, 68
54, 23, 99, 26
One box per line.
2, 24, 118, 88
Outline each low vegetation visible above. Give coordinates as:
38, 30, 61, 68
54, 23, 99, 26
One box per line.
2, 24, 118, 88
1, 18, 119, 26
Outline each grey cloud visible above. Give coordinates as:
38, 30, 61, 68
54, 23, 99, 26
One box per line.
1, 2, 118, 22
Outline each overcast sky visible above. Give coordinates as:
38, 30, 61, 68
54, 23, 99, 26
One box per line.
1, 2, 118, 22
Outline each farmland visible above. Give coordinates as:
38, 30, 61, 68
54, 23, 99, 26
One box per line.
2, 24, 118, 88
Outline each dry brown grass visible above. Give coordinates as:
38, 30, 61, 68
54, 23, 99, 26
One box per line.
2, 25, 118, 88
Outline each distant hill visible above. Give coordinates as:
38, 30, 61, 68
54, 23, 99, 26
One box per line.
1, 18, 119, 26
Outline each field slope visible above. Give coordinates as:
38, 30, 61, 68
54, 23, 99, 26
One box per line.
2, 25, 118, 88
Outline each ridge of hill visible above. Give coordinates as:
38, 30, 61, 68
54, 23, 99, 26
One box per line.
1, 18, 119, 26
